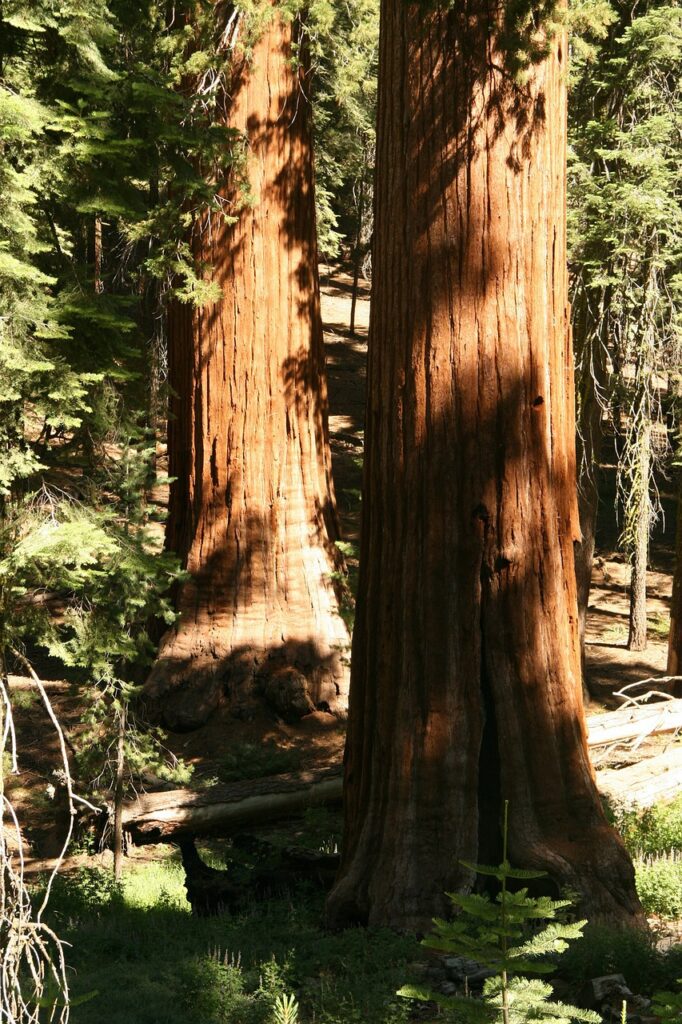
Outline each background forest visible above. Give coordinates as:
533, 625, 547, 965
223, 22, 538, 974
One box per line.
1, 0, 682, 1022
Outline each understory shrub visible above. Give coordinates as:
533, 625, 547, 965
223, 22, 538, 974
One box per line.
635, 852, 682, 920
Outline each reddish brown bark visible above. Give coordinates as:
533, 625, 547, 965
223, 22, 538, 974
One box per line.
146, 8, 349, 730
326, 1, 642, 931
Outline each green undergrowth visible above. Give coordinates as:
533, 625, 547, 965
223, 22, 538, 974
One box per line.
31, 794, 682, 1022
606, 794, 682, 919
38, 856, 414, 1024
560, 922, 682, 994
611, 795, 682, 857
635, 852, 682, 920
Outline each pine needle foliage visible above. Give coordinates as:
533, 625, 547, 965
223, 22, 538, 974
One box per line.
569, 0, 682, 567
398, 804, 601, 1024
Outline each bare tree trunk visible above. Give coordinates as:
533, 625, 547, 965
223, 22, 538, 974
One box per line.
349, 248, 361, 338
667, 474, 682, 690
113, 703, 126, 881
326, 0, 641, 932
145, 7, 349, 730
349, 177, 367, 338
94, 214, 103, 294
628, 421, 651, 652
574, 297, 609, 692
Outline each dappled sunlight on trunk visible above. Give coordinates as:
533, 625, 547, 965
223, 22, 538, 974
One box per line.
326, 0, 642, 932
146, 4, 349, 730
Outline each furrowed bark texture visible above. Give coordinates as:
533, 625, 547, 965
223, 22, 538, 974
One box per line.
326, 1, 641, 931
147, 10, 349, 730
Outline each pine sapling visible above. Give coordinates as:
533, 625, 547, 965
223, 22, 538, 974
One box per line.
398, 802, 601, 1024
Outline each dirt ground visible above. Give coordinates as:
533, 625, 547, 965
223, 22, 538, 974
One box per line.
6, 268, 678, 865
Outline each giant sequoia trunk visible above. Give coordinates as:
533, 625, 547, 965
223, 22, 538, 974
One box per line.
326, 1, 642, 931
146, 8, 349, 730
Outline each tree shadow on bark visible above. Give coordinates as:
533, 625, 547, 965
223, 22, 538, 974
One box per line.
326, 0, 642, 933
151, 10, 349, 731
147, 472, 349, 730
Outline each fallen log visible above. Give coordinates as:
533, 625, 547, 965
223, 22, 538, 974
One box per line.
122, 765, 343, 845
121, 697, 681, 845
586, 699, 682, 748
596, 746, 682, 808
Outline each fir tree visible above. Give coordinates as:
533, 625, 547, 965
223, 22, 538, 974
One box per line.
399, 805, 602, 1024
569, 0, 682, 653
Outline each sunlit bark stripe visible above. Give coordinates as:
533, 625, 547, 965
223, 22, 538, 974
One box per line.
147, 5, 349, 730
327, 1, 641, 930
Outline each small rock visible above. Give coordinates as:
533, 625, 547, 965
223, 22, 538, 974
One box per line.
441, 955, 492, 984
443, 957, 462, 971
467, 968, 495, 988
440, 982, 458, 996
579, 975, 632, 1010
407, 961, 429, 977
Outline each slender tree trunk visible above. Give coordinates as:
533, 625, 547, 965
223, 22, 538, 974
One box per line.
349, 180, 367, 338
113, 703, 126, 881
667, 475, 682, 686
574, 298, 609, 694
349, 247, 361, 338
145, 7, 349, 731
94, 214, 103, 294
326, 0, 641, 931
628, 421, 651, 651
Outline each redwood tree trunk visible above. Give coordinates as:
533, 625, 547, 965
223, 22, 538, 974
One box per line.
326, 1, 641, 931
667, 475, 682, 689
146, 9, 349, 730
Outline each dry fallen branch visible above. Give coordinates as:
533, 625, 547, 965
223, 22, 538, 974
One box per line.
1, 653, 73, 1024
596, 746, 682, 808
586, 697, 682, 749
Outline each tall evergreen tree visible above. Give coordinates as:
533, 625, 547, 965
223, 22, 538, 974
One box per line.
569, 1, 682, 654
145, 2, 350, 730
326, 0, 642, 931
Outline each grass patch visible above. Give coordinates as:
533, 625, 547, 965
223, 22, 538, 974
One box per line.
38, 859, 415, 1024
647, 613, 670, 640
560, 922, 682, 994
10, 687, 40, 710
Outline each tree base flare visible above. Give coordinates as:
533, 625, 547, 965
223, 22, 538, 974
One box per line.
145, 630, 348, 730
